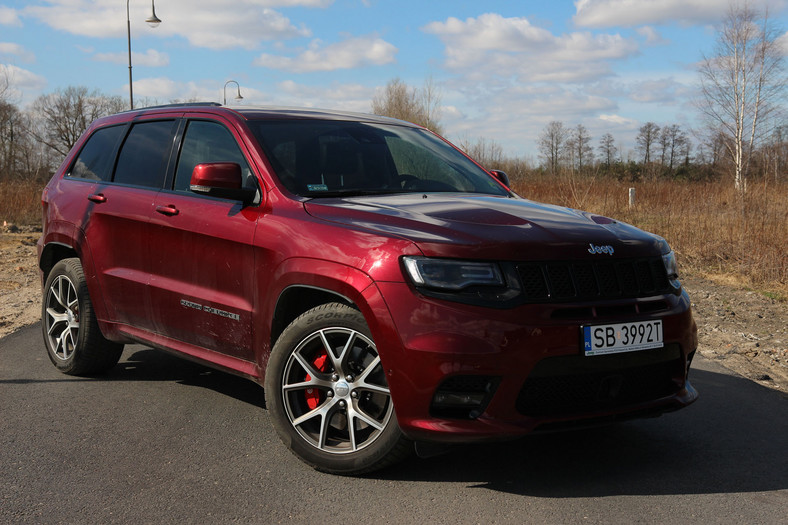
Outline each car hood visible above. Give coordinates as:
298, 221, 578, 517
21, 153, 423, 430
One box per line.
304, 193, 667, 260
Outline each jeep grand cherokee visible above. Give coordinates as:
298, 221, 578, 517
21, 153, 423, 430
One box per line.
38, 103, 698, 475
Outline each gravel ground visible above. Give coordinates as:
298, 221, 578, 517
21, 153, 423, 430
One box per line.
2, 227, 786, 393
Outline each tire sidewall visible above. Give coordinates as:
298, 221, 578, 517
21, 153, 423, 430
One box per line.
264, 303, 405, 475
41, 258, 122, 375
42, 259, 85, 372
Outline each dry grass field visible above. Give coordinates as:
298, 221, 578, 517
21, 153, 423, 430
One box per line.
2, 175, 787, 299
512, 176, 788, 300
1, 179, 43, 228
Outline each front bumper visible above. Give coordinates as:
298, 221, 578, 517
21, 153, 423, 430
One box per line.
371, 282, 698, 443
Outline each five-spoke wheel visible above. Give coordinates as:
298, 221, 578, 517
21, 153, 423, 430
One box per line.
41, 258, 123, 375
265, 303, 411, 474
44, 273, 81, 362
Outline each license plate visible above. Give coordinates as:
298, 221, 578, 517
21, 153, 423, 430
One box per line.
582, 320, 663, 356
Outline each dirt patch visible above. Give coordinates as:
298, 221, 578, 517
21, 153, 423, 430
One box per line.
0, 229, 41, 340
682, 274, 788, 393
2, 226, 786, 393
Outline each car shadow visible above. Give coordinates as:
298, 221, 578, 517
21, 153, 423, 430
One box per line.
378, 366, 788, 497
106, 346, 266, 409
56, 343, 788, 497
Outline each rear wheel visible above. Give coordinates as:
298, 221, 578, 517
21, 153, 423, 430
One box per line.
265, 303, 411, 475
42, 258, 123, 375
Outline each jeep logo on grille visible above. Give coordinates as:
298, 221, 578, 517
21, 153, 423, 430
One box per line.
588, 243, 615, 256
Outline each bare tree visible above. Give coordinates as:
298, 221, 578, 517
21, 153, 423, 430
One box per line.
537, 121, 567, 174
598, 133, 618, 169
565, 124, 594, 170
371, 77, 443, 133
658, 124, 690, 170
458, 136, 504, 168
30, 86, 126, 158
697, 3, 786, 193
636, 122, 660, 164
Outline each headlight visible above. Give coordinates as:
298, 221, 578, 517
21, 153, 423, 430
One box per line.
662, 250, 681, 288
402, 257, 504, 291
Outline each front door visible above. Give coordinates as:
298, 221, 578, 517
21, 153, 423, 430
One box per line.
147, 118, 260, 361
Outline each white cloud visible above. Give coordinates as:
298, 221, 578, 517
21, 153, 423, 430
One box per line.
127, 76, 375, 111
0, 6, 22, 26
598, 113, 639, 128
573, 0, 786, 28
636, 26, 668, 46
271, 80, 376, 112
0, 43, 35, 63
132, 77, 181, 99
437, 81, 622, 156
0, 63, 48, 102
93, 48, 169, 67
254, 35, 397, 72
627, 77, 692, 103
778, 31, 788, 56
423, 13, 638, 84
24, 0, 317, 50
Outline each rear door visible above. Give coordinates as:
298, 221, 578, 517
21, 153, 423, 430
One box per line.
147, 117, 260, 361
81, 118, 177, 330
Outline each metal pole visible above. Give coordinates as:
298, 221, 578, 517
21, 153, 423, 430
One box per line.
127, 0, 133, 110
223, 80, 242, 105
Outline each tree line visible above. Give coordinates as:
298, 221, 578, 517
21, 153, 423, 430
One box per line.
0, 81, 128, 182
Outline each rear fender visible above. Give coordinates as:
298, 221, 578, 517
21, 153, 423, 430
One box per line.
38, 221, 115, 339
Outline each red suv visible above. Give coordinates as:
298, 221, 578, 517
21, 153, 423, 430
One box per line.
38, 103, 698, 474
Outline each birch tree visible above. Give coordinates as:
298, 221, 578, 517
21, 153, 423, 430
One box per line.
697, 3, 785, 193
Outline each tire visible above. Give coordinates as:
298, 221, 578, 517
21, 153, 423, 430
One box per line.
265, 303, 412, 475
42, 258, 123, 375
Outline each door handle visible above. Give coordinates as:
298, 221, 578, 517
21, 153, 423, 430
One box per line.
87, 193, 107, 204
155, 205, 179, 216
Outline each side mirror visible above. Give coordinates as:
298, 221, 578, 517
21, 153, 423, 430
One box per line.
190, 162, 256, 203
489, 169, 510, 188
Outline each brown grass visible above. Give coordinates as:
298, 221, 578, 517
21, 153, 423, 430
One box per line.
513, 175, 788, 299
1, 179, 45, 227
2, 177, 786, 297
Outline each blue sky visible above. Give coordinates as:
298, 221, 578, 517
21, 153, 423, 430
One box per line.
1, 0, 787, 159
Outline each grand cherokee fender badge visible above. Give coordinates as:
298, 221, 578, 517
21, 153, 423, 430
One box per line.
180, 299, 240, 321
588, 243, 614, 255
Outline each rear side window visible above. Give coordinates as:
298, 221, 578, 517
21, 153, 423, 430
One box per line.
69, 125, 125, 181
113, 120, 176, 188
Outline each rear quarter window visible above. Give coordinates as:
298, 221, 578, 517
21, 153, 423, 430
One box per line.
68, 125, 126, 181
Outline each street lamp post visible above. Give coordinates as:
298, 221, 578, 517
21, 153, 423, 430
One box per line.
223, 80, 243, 105
127, 0, 162, 110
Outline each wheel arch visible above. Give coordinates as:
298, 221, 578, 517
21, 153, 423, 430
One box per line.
39, 241, 79, 282
270, 285, 355, 350
38, 226, 112, 334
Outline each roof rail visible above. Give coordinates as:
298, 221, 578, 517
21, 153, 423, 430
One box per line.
133, 102, 223, 111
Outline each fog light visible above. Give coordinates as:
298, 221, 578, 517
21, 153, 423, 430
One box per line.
430, 375, 500, 420
433, 392, 486, 407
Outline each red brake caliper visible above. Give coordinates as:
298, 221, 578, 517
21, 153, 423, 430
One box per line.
305, 352, 328, 409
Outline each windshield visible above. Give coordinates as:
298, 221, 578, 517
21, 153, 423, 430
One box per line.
248, 120, 509, 198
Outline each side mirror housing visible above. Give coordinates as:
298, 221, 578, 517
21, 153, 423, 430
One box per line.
190, 162, 256, 204
489, 169, 510, 188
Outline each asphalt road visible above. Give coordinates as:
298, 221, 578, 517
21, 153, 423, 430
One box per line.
2, 323, 787, 524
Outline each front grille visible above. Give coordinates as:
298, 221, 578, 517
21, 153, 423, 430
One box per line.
516, 257, 671, 302
515, 344, 683, 416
